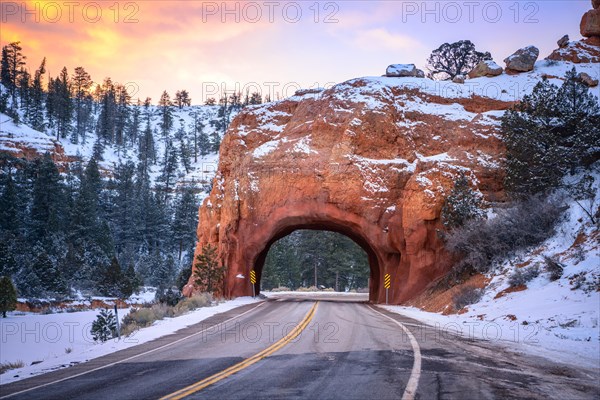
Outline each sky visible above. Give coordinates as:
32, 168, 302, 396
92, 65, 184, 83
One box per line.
0, 0, 592, 104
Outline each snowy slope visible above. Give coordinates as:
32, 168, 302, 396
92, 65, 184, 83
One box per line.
384, 176, 600, 369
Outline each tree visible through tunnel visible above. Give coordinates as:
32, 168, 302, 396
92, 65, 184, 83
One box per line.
261, 230, 370, 292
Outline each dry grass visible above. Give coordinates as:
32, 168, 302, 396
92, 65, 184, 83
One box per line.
0, 361, 25, 374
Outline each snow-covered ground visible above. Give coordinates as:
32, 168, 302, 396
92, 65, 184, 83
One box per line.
384, 186, 600, 370
0, 297, 261, 384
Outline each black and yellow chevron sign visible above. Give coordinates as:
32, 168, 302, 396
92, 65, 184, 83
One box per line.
250, 270, 256, 284
384, 274, 391, 289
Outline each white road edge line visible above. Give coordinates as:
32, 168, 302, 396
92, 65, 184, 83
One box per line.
369, 306, 422, 400
0, 301, 266, 399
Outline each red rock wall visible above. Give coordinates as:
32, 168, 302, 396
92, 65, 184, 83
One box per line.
184, 78, 510, 304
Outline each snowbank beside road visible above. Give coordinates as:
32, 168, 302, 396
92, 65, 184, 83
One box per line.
0, 297, 261, 384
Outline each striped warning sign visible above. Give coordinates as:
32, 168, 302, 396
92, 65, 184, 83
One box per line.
250, 270, 256, 284
384, 273, 391, 289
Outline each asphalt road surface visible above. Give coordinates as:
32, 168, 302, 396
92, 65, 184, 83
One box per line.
1, 295, 598, 399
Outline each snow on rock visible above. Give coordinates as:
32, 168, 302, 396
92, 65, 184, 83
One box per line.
468, 60, 503, 78
385, 64, 425, 78
504, 45, 540, 72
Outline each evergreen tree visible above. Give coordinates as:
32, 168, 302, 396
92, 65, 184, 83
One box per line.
97, 78, 117, 143
98, 256, 124, 297
18, 68, 31, 118
52, 67, 73, 140
0, 240, 18, 278
29, 58, 46, 131
71, 66, 93, 143
0, 172, 20, 235
111, 161, 137, 256
193, 244, 224, 294
91, 309, 117, 342
32, 249, 68, 296
171, 188, 197, 260
158, 90, 174, 138
29, 154, 66, 243
0, 276, 17, 317
158, 139, 178, 197
127, 99, 141, 145
114, 84, 130, 147
502, 70, 600, 197
441, 172, 485, 229
0, 42, 26, 103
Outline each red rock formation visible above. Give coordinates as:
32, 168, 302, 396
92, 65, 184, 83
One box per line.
184, 77, 513, 304
581, 8, 600, 37
545, 37, 600, 63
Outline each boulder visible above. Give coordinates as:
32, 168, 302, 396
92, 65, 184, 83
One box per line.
578, 72, 599, 87
386, 64, 425, 78
467, 60, 503, 78
557, 34, 569, 48
452, 75, 465, 84
504, 46, 539, 72
581, 8, 600, 37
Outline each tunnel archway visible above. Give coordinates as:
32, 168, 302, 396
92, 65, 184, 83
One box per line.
254, 224, 378, 297
219, 201, 402, 304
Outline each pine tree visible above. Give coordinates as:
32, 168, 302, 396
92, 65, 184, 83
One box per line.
53, 67, 73, 140
193, 244, 225, 294
29, 58, 46, 132
158, 139, 178, 197
70, 157, 102, 241
171, 188, 197, 260
0, 240, 18, 278
127, 99, 141, 145
18, 68, 31, 118
91, 309, 117, 342
121, 263, 141, 298
502, 70, 600, 197
158, 90, 173, 139
29, 154, 66, 243
0, 172, 20, 235
97, 78, 117, 143
98, 256, 124, 297
71, 67, 93, 143
0, 42, 26, 103
112, 161, 137, 256
441, 172, 485, 229
0, 276, 17, 317
32, 249, 68, 296
114, 84, 130, 148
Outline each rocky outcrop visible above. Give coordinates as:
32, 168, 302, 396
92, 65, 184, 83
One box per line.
581, 8, 600, 37
504, 46, 539, 72
184, 77, 515, 303
546, 37, 600, 63
557, 35, 569, 48
386, 64, 425, 78
468, 60, 503, 78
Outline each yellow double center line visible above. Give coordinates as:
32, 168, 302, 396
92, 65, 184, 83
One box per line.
160, 301, 319, 400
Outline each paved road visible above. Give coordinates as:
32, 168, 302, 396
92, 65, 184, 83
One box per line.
1, 296, 598, 399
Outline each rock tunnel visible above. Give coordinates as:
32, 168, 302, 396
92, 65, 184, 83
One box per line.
183, 78, 508, 304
